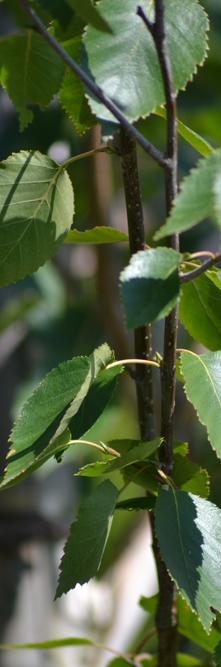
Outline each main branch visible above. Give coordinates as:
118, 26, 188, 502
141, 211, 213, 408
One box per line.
120, 128, 155, 441
138, 2, 178, 665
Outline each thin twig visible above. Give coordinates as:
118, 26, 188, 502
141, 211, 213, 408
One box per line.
17, 0, 167, 168
180, 252, 221, 283
68, 439, 120, 457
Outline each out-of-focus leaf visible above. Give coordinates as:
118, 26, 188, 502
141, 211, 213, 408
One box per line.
120, 248, 182, 328
139, 593, 221, 653
65, 226, 128, 244
55, 479, 118, 597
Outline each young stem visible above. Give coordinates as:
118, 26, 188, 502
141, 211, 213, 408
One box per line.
120, 128, 156, 442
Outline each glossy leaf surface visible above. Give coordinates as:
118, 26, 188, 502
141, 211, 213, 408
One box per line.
0, 30, 64, 129
156, 486, 221, 631
155, 149, 221, 240
0, 151, 74, 286
55, 479, 118, 597
82, 0, 208, 127
181, 351, 221, 458
120, 248, 182, 328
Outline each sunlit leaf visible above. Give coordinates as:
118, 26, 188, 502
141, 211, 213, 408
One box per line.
82, 0, 208, 128
154, 107, 213, 157
0, 151, 74, 286
155, 148, 221, 240
65, 226, 128, 244
0, 30, 64, 129
120, 248, 182, 328
156, 486, 221, 632
181, 350, 221, 458
0, 344, 116, 489
55, 479, 118, 597
179, 270, 221, 351
76, 438, 161, 476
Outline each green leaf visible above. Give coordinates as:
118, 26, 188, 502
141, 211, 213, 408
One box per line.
56, 19, 97, 135
173, 442, 209, 498
55, 479, 118, 597
65, 226, 129, 244
122, 461, 160, 495
0, 637, 94, 649
66, 0, 113, 33
181, 351, 221, 458
0, 150, 74, 286
0, 30, 64, 129
156, 486, 221, 632
178, 596, 221, 654
107, 438, 162, 472
107, 660, 131, 667
139, 593, 221, 653
0, 344, 115, 489
179, 270, 221, 351
35, 0, 73, 27
0, 292, 39, 333
76, 460, 111, 477
76, 439, 161, 496
82, 0, 208, 127
214, 641, 221, 666
76, 438, 161, 476
155, 148, 221, 240
67, 363, 122, 440
116, 497, 156, 511
139, 593, 158, 616
154, 107, 213, 158
120, 248, 182, 328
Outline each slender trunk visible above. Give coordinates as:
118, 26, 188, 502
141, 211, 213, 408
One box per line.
120, 127, 155, 442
